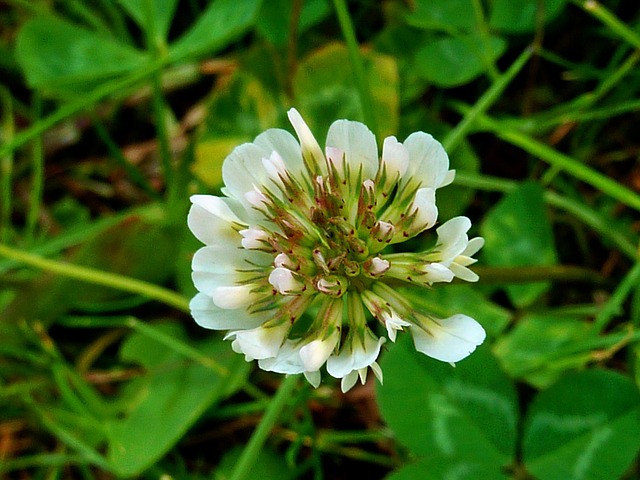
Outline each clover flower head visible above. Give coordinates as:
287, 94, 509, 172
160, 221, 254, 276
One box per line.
188, 108, 486, 392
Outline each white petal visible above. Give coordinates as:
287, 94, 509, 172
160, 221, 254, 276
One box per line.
304, 370, 321, 388
463, 236, 485, 257
274, 252, 295, 269
258, 340, 305, 374
401, 132, 450, 190
381, 136, 409, 179
210, 285, 258, 309
449, 263, 480, 282
382, 311, 412, 342
254, 128, 304, 177
326, 119, 378, 180
299, 330, 340, 371
287, 108, 325, 170
233, 322, 290, 360
326, 330, 385, 378
262, 151, 287, 181
268, 267, 304, 294
190, 195, 245, 225
239, 227, 269, 249
369, 257, 390, 276
191, 245, 271, 297
422, 263, 455, 284
370, 361, 384, 384
340, 371, 359, 393
325, 146, 345, 175
441, 169, 456, 187
221, 143, 273, 204
411, 187, 438, 229
191, 245, 254, 274
411, 314, 486, 363
189, 293, 265, 330
435, 216, 471, 261
187, 203, 239, 246
244, 186, 270, 208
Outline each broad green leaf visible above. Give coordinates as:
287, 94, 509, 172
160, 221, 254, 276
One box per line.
480, 181, 558, 307
523, 370, 640, 480
399, 285, 512, 338
493, 314, 594, 388
15, 17, 146, 97
489, 0, 567, 33
405, 0, 476, 31
414, 34, 506, 87
118, 0, 178, 41
256, 0, 330, 46
293, 42, 399, 140
107, 321, 250, 477
387, 455, 508, 480
378, 338, 518, 469
169, 0, 262, 61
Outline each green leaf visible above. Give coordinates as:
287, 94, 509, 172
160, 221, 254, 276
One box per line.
405, 0, 476, 31
293, 42, 399, 140
480, 181, 558, 307
378, 338, 518, 469
169, 0, 262, 61
523, 370, 640, 480
489, 0, 567, 33
399, 285, 512, 338
256, 0, 330, 46
387, 456, 508, 480
414, 34, 506, 87
118, 0, 178, 41
106, 321, 250, 477
15, 17, 146, 97
493, 314, 594, 388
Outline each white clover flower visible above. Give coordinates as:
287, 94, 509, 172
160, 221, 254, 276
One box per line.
421, 216, 485, 283
188, 108, 485, 392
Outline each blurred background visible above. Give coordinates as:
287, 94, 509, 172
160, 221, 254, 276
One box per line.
1, 0, 639, 478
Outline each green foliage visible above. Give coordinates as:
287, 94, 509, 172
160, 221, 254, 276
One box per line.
378, 341, 640, 480
107, 322, 250, 476
481, 181, 558, 307
494, 314, 594, 388
489, 0, 567, 33
523, 370, 640, 480
378, 338, 518, 477
414, 34, 507, 87
1, 0, 640, 478
16, 17, 147, 96
293, 42, 399, 139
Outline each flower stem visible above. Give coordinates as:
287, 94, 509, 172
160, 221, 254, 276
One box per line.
0, 86, 14, 244
228, 374, 300, 480
26, 91, 44, 244
472, 113, 640, 212
593, 261, 640, 333
575, 0, 640, 49
0, 243, 190, 313
443, 45, 533, 153
332, 0, 377, 134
